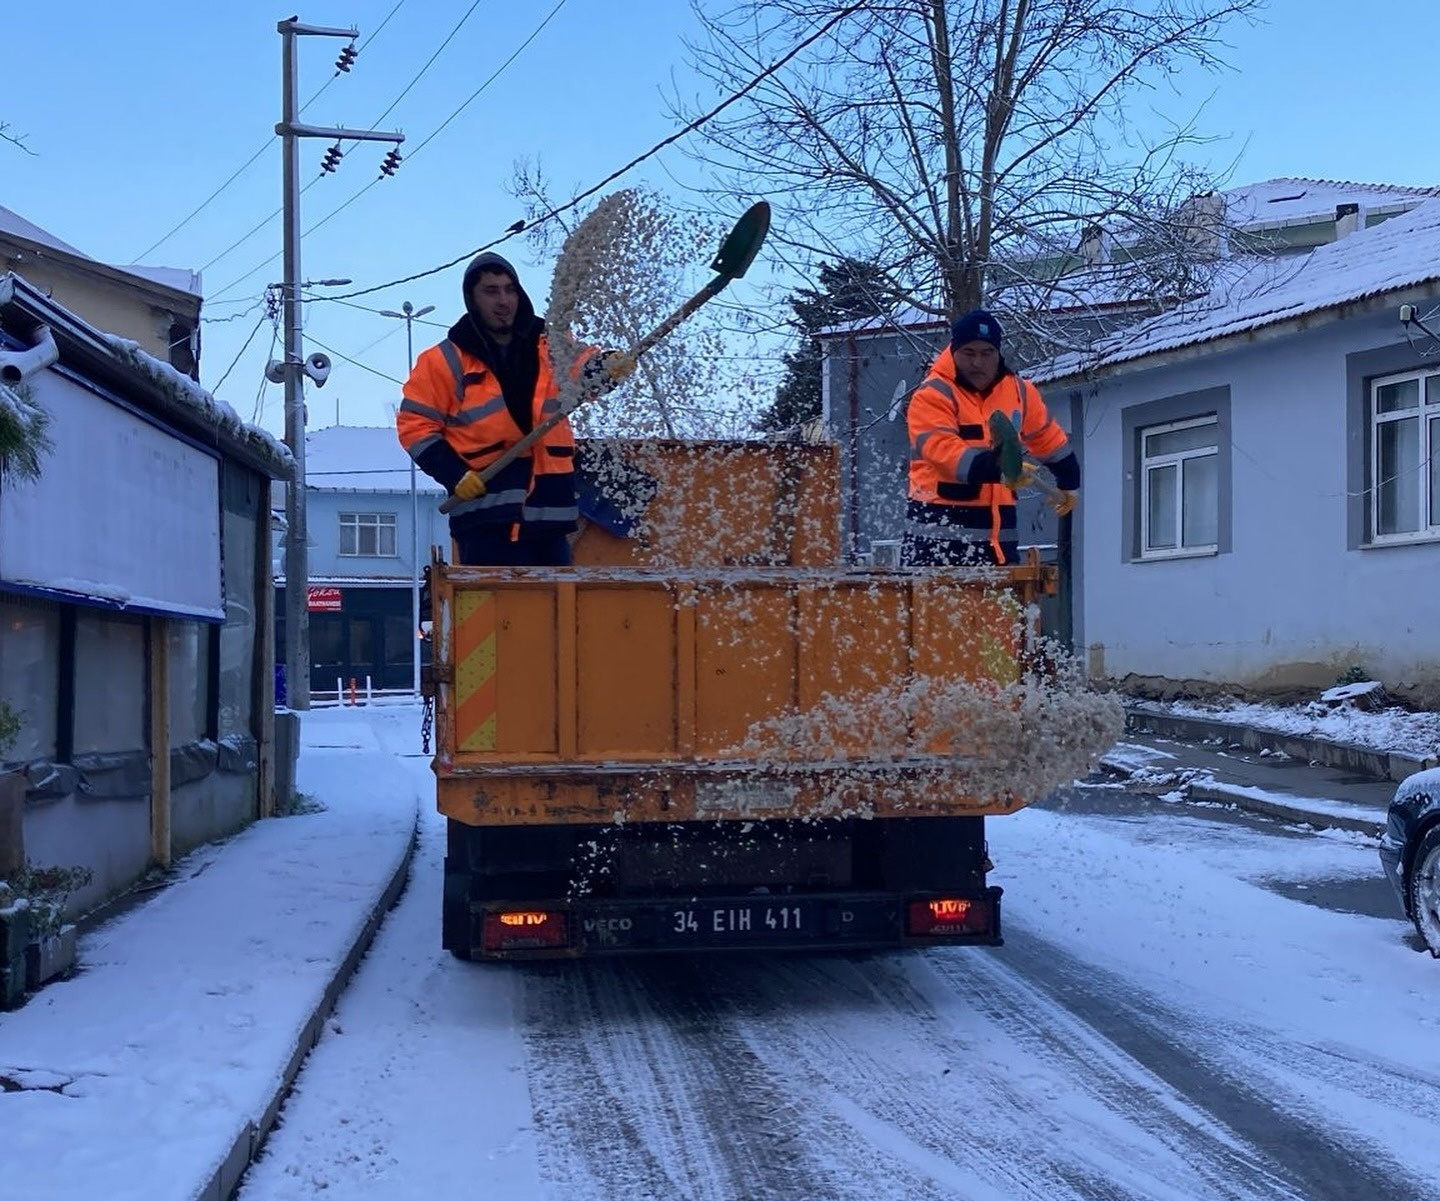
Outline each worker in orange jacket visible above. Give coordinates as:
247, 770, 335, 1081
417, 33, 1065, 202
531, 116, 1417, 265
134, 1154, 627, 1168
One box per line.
396, 251, 634, 566
904, 308, 1080, 566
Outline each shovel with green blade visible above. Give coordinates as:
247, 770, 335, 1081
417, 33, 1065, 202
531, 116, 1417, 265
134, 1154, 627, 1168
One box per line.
986, 411, 1071, 508
439, 201, 772, 515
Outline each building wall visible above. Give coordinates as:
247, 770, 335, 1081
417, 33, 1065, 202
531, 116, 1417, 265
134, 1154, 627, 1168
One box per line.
0, 249, 200, 377
1, 376, 274, 914
303, 488, 445, 583
1074, 310, 1440, 700
273, 481, 445, 697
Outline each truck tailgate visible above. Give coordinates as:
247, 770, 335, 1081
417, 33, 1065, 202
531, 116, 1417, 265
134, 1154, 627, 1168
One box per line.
431, 564, 1055, 826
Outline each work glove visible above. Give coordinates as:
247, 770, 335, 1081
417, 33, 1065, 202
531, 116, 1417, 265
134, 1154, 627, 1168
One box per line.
1048, 489, 1079, 517
1004, 462, 1038, 491
601, 350, 637, 384
452, 470, 486, 501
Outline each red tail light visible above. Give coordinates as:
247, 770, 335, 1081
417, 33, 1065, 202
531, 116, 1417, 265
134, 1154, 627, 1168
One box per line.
482, 909, 569, 952
906, 897, 992, 937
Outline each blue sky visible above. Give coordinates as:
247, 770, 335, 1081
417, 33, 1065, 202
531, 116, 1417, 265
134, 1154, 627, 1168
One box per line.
2, 0, 1436, 435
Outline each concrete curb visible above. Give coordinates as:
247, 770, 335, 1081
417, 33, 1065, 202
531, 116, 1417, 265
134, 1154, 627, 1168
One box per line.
195, 819, 419, 1201
1123, 703, 1430, 784
1184, 782, 1385, 838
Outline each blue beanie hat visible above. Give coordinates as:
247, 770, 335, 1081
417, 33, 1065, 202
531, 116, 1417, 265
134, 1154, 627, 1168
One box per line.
951, 309, 1002, 351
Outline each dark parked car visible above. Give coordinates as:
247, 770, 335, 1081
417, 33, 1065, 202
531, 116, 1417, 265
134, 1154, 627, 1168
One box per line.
1380, 767, 1440, 957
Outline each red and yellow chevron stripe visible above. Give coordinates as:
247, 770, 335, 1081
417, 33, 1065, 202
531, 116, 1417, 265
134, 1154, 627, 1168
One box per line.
454, 589, 497, 752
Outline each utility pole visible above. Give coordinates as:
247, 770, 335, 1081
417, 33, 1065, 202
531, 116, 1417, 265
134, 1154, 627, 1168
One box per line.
379, 300, 435, 696
276, 17, 404, 710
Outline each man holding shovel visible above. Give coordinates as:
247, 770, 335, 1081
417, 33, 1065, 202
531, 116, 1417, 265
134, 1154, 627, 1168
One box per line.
903, 308, 1080, 567
396, 251, 634, 566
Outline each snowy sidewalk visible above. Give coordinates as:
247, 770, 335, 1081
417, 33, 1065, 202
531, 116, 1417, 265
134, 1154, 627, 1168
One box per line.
0, 707, 423, 1201
1103, 701, 1425, 835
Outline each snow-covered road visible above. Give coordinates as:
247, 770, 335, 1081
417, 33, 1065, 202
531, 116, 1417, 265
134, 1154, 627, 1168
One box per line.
237, 725, 1440, 1201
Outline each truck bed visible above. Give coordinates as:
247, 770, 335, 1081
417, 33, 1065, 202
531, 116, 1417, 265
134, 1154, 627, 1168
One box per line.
428, 562, 1056, 827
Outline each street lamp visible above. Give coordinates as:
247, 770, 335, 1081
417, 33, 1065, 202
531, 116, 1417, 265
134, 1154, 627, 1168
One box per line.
379, 300, 436, 697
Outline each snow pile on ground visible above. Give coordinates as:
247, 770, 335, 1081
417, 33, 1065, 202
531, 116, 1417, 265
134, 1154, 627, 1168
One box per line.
1152, 696, 1440, 760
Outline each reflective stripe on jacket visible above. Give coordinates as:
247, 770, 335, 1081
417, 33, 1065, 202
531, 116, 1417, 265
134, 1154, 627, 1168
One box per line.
906, 350, 1071, 562
396, 335, 583, 534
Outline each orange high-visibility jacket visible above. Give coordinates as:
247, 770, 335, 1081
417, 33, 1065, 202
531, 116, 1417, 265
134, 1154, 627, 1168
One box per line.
397, 335, 595, 535
906, 350, 1073, 560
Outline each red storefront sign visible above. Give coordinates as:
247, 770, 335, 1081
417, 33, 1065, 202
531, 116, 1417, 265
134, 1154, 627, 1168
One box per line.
307, 586, 342, 612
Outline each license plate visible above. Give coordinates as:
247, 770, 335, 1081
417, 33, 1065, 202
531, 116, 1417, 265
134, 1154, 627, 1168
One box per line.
667, 901, 811, 939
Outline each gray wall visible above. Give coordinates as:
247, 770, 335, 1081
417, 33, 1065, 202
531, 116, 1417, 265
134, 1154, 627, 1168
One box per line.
1071, 308, 1440, 699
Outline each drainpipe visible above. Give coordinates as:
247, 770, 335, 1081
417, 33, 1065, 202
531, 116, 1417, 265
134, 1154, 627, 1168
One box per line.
847, 334, 861, 560
0, 324, 59, 385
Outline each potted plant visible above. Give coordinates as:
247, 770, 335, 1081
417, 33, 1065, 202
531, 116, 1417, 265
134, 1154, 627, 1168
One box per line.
0, 699, 24, 871
0, 875, 26, 1009
13, 862, 91, 991
0, 700, 27, 1006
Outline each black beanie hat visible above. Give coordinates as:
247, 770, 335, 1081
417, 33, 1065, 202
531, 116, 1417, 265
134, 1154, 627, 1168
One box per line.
950, 309, 1003, 351
462, 251, 520, 296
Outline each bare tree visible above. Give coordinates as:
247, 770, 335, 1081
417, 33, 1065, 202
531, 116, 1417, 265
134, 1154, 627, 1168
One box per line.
679, 0, 1263, 352
1, 122, 31, 152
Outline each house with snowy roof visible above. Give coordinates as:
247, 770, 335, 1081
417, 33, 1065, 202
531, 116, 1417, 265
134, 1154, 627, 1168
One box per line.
0, 203, 202, 378
272, 424, 445, 700
0, 272, 292, 924
1031, 195, 1440, 707
816, 178, 1440, 667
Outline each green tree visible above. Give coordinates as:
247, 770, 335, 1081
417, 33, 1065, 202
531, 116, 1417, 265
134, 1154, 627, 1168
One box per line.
758, 257, 890, 432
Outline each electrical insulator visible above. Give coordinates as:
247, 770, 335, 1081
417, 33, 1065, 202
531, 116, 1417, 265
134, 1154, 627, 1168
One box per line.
335, 43, 358, 73
320, 144, 343, 174
379, 148, 403, 178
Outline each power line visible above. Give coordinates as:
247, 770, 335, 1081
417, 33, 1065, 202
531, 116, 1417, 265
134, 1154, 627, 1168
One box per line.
206, 0, 574, 306
210, 310, 271, 396
399, 0, 570, 160
326, 2, 867, 303
131, 1, 410, 263
367, 0, 486, 130
302, 333, 404, 385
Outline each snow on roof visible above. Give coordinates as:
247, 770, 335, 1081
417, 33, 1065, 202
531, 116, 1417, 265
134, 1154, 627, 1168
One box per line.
102, 333, 292, 472
304, 425, 444, 493
1221, 176, 1440, 228
1033, 197, 1440, 383
0, 203, 88, 257
817, 177, 1440, 342
0, 205, 201, 297
120, 264, 203, 297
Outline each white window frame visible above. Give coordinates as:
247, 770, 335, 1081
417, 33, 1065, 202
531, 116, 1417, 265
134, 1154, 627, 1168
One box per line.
338, 512, 399, 558
1139, 415, 1219, 560
1369, 368, 1440, 544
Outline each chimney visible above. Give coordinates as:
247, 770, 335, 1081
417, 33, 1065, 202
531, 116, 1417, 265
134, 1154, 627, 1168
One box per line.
1335, 202, 1363, 240
1078, 223, 1111, 266
1181, 191, 1229, 259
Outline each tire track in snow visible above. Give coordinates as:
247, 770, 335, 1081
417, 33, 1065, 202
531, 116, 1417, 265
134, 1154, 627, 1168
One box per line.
519, 957, 852, 1201
719, 952, 1288, 1201
976, 924, 1436, 1201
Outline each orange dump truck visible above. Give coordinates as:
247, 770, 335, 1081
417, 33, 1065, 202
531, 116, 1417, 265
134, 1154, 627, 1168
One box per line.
423, 441, 1057, 959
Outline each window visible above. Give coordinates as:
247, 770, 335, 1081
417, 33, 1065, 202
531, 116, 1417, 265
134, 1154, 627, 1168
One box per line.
73, 611, 146, 755
339, 512, 398, 557
219, 496, 258, 740
0, 595, 61, 762
167, 621, 212, 745
1139, 416, 1219, 557
1370, 371, 1440, 540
